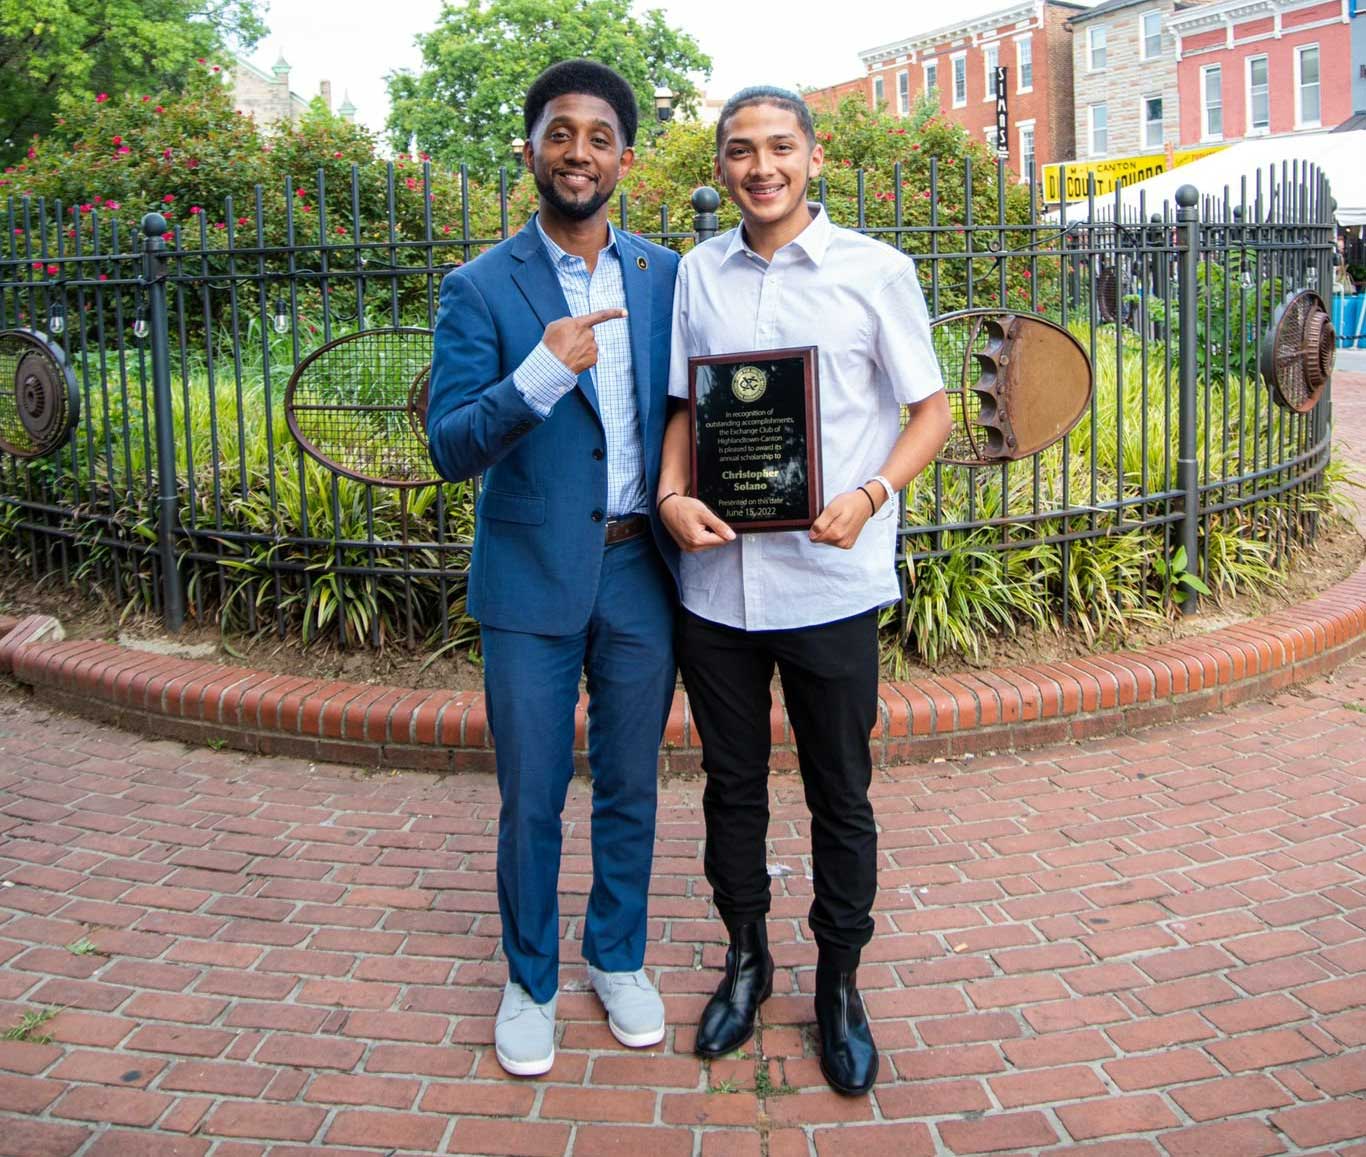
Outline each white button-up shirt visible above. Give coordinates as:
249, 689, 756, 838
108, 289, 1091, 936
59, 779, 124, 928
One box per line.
668, 205, 944, 631
513, 217, 645, 517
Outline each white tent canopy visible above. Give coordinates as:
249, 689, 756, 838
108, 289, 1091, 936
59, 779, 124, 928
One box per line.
1051, 130, 1366, 225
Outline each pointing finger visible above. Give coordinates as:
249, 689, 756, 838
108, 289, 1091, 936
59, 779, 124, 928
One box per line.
581, 308, 628, 328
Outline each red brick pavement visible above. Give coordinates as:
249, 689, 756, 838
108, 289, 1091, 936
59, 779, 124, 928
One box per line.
0, 375, 1360, 1153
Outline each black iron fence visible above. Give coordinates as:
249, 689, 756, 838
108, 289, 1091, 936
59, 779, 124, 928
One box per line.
0, 158, 1337, 653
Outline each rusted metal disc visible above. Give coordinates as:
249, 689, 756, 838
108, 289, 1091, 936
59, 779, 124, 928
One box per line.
931, 309, 1093, 466
283, 327, 438, 488
0, 329, 80, 460
1261, 290, 1334, 413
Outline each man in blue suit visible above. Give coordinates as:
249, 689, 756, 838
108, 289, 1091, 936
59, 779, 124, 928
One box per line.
426, 60, 679, 1078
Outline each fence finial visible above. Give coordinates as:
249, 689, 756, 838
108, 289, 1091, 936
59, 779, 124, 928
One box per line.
692, 186, 720, 242
1175, 185, 1198, 209
141, 212, 168, 237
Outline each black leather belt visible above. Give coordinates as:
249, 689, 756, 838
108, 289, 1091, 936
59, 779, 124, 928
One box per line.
604, 513, 649, 545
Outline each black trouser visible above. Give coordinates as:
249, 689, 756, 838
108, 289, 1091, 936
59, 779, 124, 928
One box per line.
678, 608, 879, 970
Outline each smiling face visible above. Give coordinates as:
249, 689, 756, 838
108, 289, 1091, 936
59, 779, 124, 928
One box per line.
526, 93, 634, 226
716, 102, 824, 251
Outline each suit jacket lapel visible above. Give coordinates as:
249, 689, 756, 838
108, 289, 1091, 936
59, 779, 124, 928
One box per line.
616, 230, 654, 432
509, 219, 600, 418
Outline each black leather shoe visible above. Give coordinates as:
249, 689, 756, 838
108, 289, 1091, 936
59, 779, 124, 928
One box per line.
694, 922, 773, 1058
816, 962, 878, 1095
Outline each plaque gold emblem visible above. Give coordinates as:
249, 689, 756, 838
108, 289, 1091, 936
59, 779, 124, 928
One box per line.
731, 364, 768, 404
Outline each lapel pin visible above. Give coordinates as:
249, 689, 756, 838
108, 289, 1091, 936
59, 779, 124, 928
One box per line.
636, 255, 648, 270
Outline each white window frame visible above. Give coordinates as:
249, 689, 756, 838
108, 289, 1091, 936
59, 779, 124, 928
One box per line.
1294, 43, 1321, 129
1140, 10, 1163, 61
1015, 34, 1033, 93
951, 50, 968, 107
1201, 64, 1223, 141
923, 59, 939, 102
1245, 54, 1269, 134
1088, 102, 1108, 156
897, 69, 909, 116
1017, 118, 1036, 185
1141, 93, 1163, 150
1088, 26, 1107, 72
873, 74, 885, 109
983, 42, 999, 102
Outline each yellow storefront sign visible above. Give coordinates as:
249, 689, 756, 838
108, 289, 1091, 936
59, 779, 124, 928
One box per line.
1042, 146, 1224, 203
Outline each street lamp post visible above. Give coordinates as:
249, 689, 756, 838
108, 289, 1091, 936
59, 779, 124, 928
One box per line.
654, 88, 674, 124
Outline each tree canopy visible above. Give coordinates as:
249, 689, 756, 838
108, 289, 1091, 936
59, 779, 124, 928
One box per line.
0, 0, 266, 162
386, 0, 711, 178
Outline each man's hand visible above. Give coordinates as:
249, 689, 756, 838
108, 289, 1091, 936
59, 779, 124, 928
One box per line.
809, 491, 876, 549
659, 495, 736, 552
542, 309, 627, 375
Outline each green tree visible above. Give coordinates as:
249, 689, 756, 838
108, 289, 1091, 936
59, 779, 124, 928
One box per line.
0, 0, 266, 162
386, 0, 711, 178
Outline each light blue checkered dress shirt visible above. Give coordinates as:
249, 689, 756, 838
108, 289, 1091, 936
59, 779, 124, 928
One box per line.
511, 218, 646, 517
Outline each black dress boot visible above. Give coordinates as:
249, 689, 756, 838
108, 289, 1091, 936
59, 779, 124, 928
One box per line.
816, 961, 879, 1095
694, 922, 773, 1058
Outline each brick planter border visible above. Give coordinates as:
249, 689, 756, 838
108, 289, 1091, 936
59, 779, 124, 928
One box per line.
2, 560, 1364, 773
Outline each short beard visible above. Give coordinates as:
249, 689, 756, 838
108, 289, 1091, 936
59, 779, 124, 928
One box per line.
536, 173, 611, 221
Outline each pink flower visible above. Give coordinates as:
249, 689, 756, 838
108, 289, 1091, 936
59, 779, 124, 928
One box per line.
333, 151, 343, 159
296, 187, 307, 197
30, 261, 42, 270
112, 135, 122, 145
117, 147, 130, 155
80, 203, 92, 213
336, 225, 347, 235
405, 177, 417, 190
236, 216, 249, 226
186, 158, 198, 169
96, 93, 109, 103
154, 106, 164, 114
300, 203, 312, 212
105, 201, 119, 210
212, 65, 221, 73
163, 194, 175, 203
163, 149, 173, 159
196, 58, 205, 64
189, 205, 201, 215
165, 231, 174, 241
46, 264, 59, 275
98, 273, 108, 281
141, 95, 150, 102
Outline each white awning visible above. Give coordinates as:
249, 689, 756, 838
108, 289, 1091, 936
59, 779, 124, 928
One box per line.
1050, 130, 1366, 225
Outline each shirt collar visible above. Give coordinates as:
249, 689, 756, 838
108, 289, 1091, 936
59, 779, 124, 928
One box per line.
534, 213, 618, 265
722, 204, 832, 267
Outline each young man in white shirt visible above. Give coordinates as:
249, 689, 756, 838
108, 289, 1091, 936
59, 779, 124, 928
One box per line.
657, 86, 951, 1095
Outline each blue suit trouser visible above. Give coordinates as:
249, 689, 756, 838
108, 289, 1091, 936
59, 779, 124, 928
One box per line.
481, 532, 675, 1004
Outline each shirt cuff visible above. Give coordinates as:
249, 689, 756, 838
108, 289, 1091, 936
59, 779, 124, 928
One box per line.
513, 342, 577, 418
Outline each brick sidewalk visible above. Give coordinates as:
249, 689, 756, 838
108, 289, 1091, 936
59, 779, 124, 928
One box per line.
0, 373, 1360, 1154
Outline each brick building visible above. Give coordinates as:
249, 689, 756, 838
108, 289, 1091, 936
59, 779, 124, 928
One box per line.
803, 77, 870, 114
229, 54, 356, 127
1167, 0, 1363, 145
852, 1, 1087, 184
1068, 0, 1187, 160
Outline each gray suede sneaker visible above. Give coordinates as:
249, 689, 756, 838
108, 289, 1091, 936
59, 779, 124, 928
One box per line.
494, 981, 556, 1076
587, 965, 666, 1048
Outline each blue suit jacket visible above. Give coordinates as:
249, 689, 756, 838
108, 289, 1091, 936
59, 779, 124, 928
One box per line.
426, 217, 681, 636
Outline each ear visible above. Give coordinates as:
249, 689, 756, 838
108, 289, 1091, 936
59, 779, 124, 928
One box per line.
808, 142, 825, 181
521, 139, 534, 172
617, 145, 636, 178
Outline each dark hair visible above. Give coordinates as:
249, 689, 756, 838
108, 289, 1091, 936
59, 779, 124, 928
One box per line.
715, 86, 817, 151
523, 59, 639, 149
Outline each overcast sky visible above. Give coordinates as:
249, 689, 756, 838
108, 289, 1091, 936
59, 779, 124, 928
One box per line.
246, 0, 1099, 139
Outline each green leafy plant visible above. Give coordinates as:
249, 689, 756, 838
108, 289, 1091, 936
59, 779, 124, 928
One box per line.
2, 1006, 61, 1043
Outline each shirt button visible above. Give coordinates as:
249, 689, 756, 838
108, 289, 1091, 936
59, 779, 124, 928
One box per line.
592, 448, 604, 460
591, 510, 604, 522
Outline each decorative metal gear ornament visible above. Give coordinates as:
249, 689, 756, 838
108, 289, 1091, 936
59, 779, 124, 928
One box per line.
931, 309, 1093, 466
1260, 290, 1334, 413
284, 327, 438, 487
0, 329, 81, 459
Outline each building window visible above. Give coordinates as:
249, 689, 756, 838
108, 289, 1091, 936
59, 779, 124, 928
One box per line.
897, 69, 909, 115
952, 52, 967, 106
1141, 11, 1162, 60
1018, 120, 1035, 185
1089, 102, 1108, 155
1088, 27, 1107, 71
1016, 35, 1032, 92
1201, 64, 1222, 140
923, 59, 939, 102
873, 74, 885, 109
1296, 44, 1320, 127
1247, 55, 1269, 132
1142, 95, 1163, 149
983, 43, 998, 101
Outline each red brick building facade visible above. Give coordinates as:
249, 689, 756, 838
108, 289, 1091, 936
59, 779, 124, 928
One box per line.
838, 1, 1086, 184
1169, 0, 1360, 146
